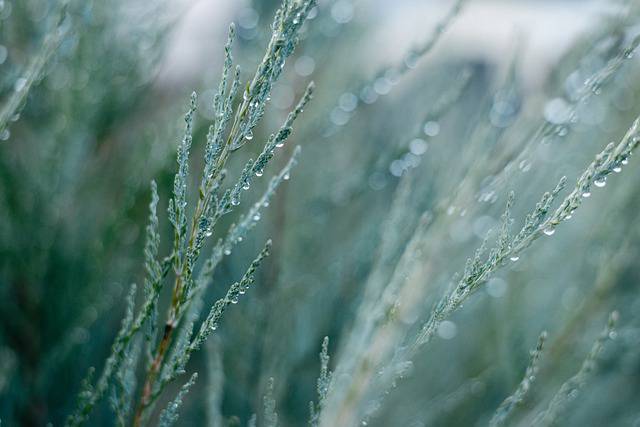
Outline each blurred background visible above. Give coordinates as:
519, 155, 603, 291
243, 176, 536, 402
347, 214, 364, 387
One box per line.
1, 0, 640, 426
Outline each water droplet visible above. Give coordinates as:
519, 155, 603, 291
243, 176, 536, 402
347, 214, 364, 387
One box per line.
582, 191, 591, 198
404, 51, 418, 69
409, 138, 428, 155
242, 182, 250, 190
230, 296, 239, 304
509, 255, 519, 262
437, 320, 458, 340
231, 197, 240, 206
544, 98, 571, 125
205, 230, 213, 237
478, 190, 496, 203
359, 86, 378, 104
490, 98, 519, 128
543, 227, 555, 236
423, 121, 440, 137
239, 287, 246, 295
253, 212, 261, 221
339, 92, 358, 112
245, 130, 253, 140
283, 172, 290, 180
518, 159, 531, 172
294, 55, 315, 77
621, 158, 629, 165
238, 7, 259, 29
487, 277, 507, 298
210, 323, 218, 331
594, 177, 606, 187
373, 77, 391, 95
224, 248, 231, 255
613, 165, 622, 173
0, 129, 10, 141
556, 126, 568, 137
331, 0, 354, 24
389, 160, 405, 177
609, 331, 618, 339
275, 141, 284, 148
330, 107, 350, 126
14, 77, 27, 92
263, 201, 270, 207
255, 169, 263, 177
565, 214, 572, 219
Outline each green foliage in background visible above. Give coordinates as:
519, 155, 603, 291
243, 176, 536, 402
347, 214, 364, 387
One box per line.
2, 0, 640, 426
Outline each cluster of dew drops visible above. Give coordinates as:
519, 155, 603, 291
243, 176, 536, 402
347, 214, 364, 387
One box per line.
328, 36, 423, 134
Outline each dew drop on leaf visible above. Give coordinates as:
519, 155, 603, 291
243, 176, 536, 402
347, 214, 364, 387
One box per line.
594, 177, 606, 187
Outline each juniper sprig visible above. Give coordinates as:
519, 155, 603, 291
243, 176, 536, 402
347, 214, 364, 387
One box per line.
413, 115, 640, 350
0, 1, 69, 135
309, 336, 332, 427
323, 0, 466, 130
533, 312, 618, 427
157, 373, 198, 427
6, 1, 640, 426
263, 377, 279, 427
489, 331, 547, 427
319, 113, 640, 427
65, 1, 317, 425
